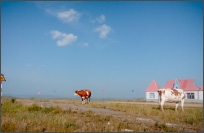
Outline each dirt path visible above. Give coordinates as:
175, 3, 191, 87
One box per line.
105, 101, 203, 108
17, 99, 123, 115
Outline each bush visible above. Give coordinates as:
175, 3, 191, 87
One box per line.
28, 104, 41, 111
11, 99, 16, 103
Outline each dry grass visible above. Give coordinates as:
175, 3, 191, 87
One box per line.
52, 99, 203, 131
1, 98, 203, 132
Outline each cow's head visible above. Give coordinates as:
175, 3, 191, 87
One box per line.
158, 90, 162, 96
74, 90, 80, 96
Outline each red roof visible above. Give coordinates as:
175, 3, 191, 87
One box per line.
200, 85, 203, 91
145, 80, 160, 92
162, 79, 200, 91
163, 80, 175, 89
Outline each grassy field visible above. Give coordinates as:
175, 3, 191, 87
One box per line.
1, 98, 203, 132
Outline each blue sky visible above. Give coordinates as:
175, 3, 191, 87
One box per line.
1, 1, 203, 99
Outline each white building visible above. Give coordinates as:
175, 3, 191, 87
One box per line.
145, 79, 203, 103
163, 79, 202, 103
199, 85, 203, 101
145, 80, 160, 102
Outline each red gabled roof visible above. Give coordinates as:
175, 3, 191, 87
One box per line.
193, 85, 201, 91
162, 79, 200, 91
145, 80, 160, 92
200, 85, 203, 91
163, 80, 175, 89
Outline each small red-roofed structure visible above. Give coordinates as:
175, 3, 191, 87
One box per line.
145, 80, 160, 101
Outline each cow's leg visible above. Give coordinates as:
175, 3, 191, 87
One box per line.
88, 97, 91, 104
87, 97, 90, 104
82, 97, 85, 104
158, 95, 161, 109
160, 100, 165, 111
81, 98, 83, 104
181, 99, 184, 112
175, 102, 179, 111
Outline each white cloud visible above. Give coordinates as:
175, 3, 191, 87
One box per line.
51, 30, 62, 39
96, 15, 105, 23
51, 30, 77, 46
57, 9, 81, 23
45, 8, 81, 23
95, 24, 111, 39
91, 15, 106, 23
82, 42, 88, 47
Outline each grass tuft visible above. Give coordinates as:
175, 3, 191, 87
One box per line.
28, 104, 41, 111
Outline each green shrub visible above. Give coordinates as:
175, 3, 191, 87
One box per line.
11, 99, 16, 103
28, 104, 41, 111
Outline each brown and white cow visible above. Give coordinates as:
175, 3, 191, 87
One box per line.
74, 90, 91, 104
158, 88, 185, 112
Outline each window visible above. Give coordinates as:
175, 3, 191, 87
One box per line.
150, 93, 155, 99
187, 93, 195, 99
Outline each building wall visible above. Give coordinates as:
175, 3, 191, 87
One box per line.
199, 91, 203, 100
146, 92, 159, 100
146, 90, 203, 103
184, 91, 199, 100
